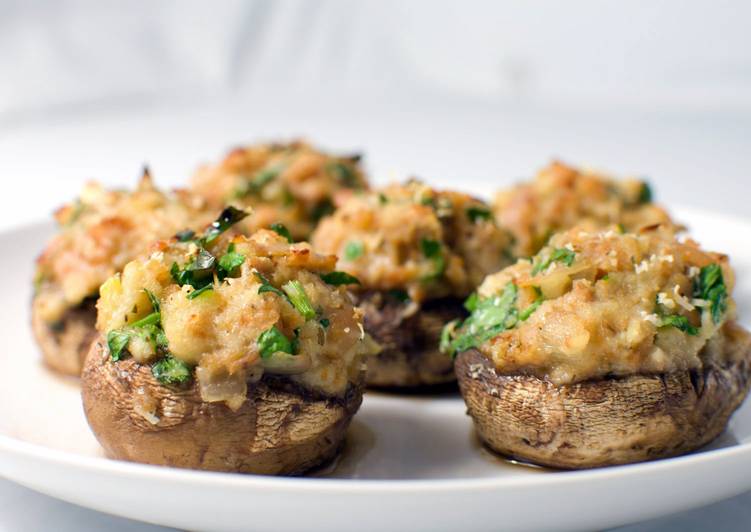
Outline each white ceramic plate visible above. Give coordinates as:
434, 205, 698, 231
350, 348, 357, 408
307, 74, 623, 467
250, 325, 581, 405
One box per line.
2, 206, 751, 532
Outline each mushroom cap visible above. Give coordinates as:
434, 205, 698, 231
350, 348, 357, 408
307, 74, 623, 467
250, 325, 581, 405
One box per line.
32, 297, 96, 376
455, 324, 751, 469
82, 336, 364, 475
357, 292, 463, 388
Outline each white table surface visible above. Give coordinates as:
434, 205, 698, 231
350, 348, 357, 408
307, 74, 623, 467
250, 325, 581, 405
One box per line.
1, 93, 749, 531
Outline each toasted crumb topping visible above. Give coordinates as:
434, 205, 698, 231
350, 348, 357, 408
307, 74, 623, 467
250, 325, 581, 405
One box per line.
34, 172, 211, 324
97, 223, 373, 408
493, 160, 674, 257
190, 140, 368, 240
444, 224, 736, 384
311, 180, 514, 303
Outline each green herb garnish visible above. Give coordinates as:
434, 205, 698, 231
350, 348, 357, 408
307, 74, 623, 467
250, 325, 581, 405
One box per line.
282, 280, 316, 320
187, 284, 213, 300
217, 243, 245, 277
107, 330, 132, 361
659, 314, 699, 335
201, 206, 248, 245
143, 289, 160, 313
638, 182, 653, 204
255, 272, 287, 299
420, 238, 446, 280
257, 326, 294, 359
693, 264, 728, 325
327, 161, 359, 187
464, 292, 479, 312
531, 247, 576, 275
270, 223, 293, 243
344, 241, 364, 261
320, 271, 360, 286
441, 282, 519, 357
519, 287, 543, 321
174, 229, 195, 242
235, 167, 279, 198
388, 289, 410, 303
319, 318, 330, 329
151, 356, 192, 385
466, 206, 492, 223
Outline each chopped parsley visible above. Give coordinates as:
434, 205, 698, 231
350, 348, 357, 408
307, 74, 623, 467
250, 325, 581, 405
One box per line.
519, 287, 543, 321
217, 243, 245, 276
344, 241, 364, 261
255, 272, 287, 298
270, 222, 293, 243
201, 206, 248, 246
257, 326, 294, 359
319, 318, 330, 329
170, 215, 247, 299
388, 289, 410, 303
466, 206, 492, 223
320, 271, 360, 286
174, 229, 195, 242
463, 292, 479, 312
693, 263, 728, 325
638, 182, 653, 204
441, 282, 519, 357
151, 355, 192, 385
531, 247, 576, 275
659, 314, 699, 336
143, 289, 160, 313
282, 280, 316, 320
378, 193, 388, 205
234, 167, 280, 198
187, 283, 214, 300
106, 301, 170, 362
326, 161, 359, 188
420, 238, 446, 280
107, 330, 131, 362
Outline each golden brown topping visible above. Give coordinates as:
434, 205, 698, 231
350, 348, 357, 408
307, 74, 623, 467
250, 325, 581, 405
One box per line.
493, 161, 674, 257
34, 172, 211, 323
97, 228, 372, 408
191, 140, 368, 240
311, 180, 513, 303
444, 225, 735, 384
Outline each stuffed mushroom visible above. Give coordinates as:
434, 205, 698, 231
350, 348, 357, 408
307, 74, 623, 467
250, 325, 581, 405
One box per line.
191, 140, 368, 241
443, 224, 751, 468
312, 180, 514, 387
494, 161, 674, 257
33, 171, 211, 376
82, 211, 373, 474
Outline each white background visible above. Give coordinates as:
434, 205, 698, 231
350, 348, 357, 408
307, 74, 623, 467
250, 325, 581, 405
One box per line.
1, 1, 750, 530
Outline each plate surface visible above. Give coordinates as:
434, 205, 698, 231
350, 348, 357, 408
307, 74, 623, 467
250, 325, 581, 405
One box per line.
2, 207, 751, 532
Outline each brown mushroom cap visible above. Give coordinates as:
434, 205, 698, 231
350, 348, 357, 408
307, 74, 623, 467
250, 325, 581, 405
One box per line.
357, 292, 463, 388
455, 323, 751, 469
31, 297, 96, 376
82, 337, 364, 475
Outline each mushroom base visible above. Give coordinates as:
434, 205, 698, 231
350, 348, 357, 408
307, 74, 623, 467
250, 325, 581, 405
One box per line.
357, 293, 464, 388
32, 297, 97, 376
455, 325, 751, 469
82, 338, 364, 475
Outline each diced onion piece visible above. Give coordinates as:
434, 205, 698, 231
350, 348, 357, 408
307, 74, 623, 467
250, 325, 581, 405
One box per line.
195, 366, 247, 410
262, 352, 312, 374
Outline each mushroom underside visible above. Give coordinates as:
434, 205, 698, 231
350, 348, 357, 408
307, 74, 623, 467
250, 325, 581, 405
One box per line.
455, 335, 751, 469
32, 297, 97, 376
356, 292, 464, 388
82, 338, 363, 475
